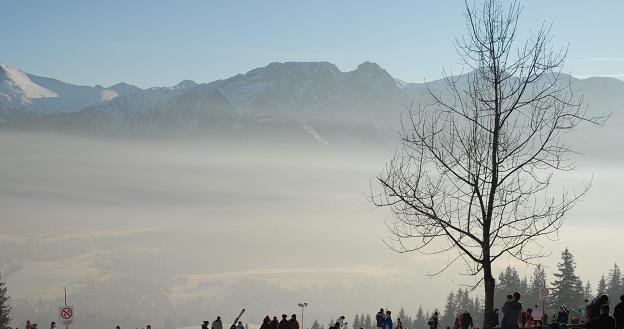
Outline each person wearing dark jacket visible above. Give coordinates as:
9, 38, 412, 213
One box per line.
213, 317, 223, 329
502, 292, 523, 329
461, 312, 473, 329
271, 317, 279, 329
260, 317, 271, 329
279, 315, 289, 329
588, 295, 610, 324
490, 309, 500, 328
289, 314, 300, 329
588, 304, 615, 329
376, 309, 385, 329
614, 295, 624, 329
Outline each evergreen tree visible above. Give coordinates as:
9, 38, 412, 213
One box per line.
606, 264, 623, 300
398, 308, 407, 323
597, 274, 607, 296
495, 267, 525, 308
528, 265, 548, 305
442, 291, 456, 327
0, 274, 10, 329
584, 281, 594, 300
365, 314, 372, 329
353, 315, 360, 329
415, 306, 425, 329
551, 248, 584, 307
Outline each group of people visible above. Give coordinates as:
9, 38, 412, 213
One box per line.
375, 308, 440, 329
23, 321, 154, 329
453, 311, 474, 329
256, 314, 300, 329
500, 292, 624, 329
24, 320, 56, 329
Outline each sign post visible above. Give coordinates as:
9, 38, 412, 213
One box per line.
59, 287, 73, 329
539, 288, 550, 324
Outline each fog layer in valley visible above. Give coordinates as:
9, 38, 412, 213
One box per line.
1, 131, 623, 328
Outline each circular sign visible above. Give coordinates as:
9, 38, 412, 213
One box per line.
59, 306, 74, 321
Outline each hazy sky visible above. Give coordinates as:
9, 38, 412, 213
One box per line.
2, 0, 624, 87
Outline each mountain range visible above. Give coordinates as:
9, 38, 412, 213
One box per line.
1, 61, 622, 150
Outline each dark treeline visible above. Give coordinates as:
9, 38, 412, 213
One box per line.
309, 249, 624, 329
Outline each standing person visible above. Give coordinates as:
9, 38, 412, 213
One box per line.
396, 319, 404, 329
271, 317, 279, 329
289, 315, 300, 329
490, 309, 500, 328
203, 321, 210, 329
50, 322, 56, 329
502, 292, 523, 329
279, 315, 289, 329
588, 295, 610, 324
213, 317, 224, 329
376, 309, 386, 329
236, 322, 245, 329
26, 321, 32, 329
336, 317, 346, 328
557, 306, 570, 326
588, 304, 615, 329
428, 312, 439, 329
461, 312, 473, 329
260, 316, 271, 329
526, 309, 534, 329
614, 295, 624, 329
384, 311, 393, 329
116, 326, 121, 329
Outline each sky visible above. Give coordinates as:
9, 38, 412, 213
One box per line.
1, 0, 624, 88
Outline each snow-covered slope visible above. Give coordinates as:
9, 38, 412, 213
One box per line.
0, 64, 58, 107
0, 63, 143, 113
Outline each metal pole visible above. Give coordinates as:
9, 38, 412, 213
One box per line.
64, 287, 69, 329
301, 306, 304, 329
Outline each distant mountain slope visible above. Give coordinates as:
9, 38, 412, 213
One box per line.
0, 64, 143, 113
1, 62, 622, 150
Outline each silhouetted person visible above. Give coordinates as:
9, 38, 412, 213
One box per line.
271, 317, 279, 329
614, 295, 624, 329
588, 304, 615, 329
336, 316, 346, 328
213, 317, 223, 329
50, 322, 56, 329
557, 306, 570, 325
502, 292, 522, 329
260, 316, 271, 329
461, 312, 473, 329
236, 321, 244, 329
589, 295, 610, 324
279, 315, 289, 329
490, 309, 500, 328
289, 315, 299, 329
376, 309, 386, 329
429, 311, 439, 329
203, 321, 210, 329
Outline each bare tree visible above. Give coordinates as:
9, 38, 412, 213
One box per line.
371, 1, 605, 328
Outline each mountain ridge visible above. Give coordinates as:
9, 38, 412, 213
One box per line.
0, 61, 622, 149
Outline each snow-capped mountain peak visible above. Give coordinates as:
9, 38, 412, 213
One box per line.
0, 63, 58, 101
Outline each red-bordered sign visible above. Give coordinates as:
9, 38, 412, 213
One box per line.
59, 306, 74, 322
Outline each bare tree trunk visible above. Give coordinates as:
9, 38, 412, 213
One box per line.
483, 261, 496, 329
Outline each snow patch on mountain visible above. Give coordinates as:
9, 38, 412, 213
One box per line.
0, 64, 58, 106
